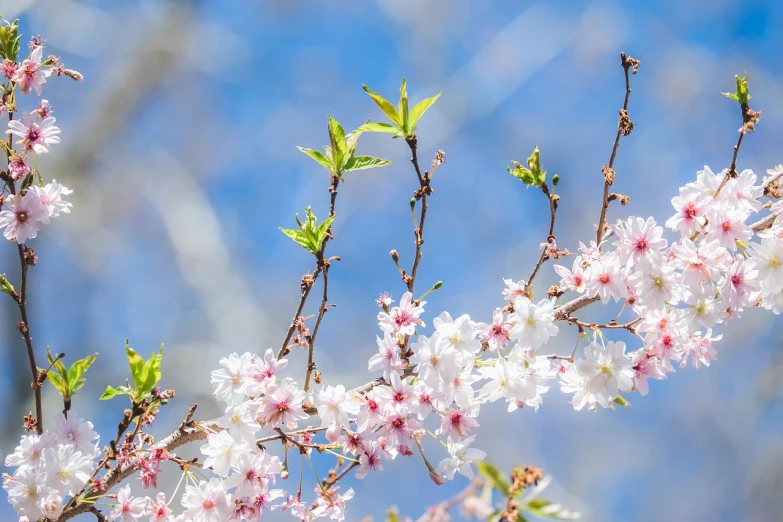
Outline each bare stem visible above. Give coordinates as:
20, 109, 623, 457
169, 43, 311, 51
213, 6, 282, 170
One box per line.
277, 176, 340, 360
3, 108, 43, 434
525, 181, 558, 295
596, 52, 638, 247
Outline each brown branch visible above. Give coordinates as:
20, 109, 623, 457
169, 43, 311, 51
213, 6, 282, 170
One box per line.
713, 131, 745, 199
304, 255, 330, 392
278, 175, 340, 360
596, 52, 638, 247
404, 136, 429, 294
751, 213, 776, 233
525, 181, 558, 296
56, 373, 388, 521
554, 294, 600, 320
714, 92, 760, 199
565, 315, 641, 332
4, 109, 44, 434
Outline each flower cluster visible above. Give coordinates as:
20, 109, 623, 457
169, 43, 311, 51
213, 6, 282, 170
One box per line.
3, 416, 100, 520
0, 38, 76, 245
553, 165, 783, 408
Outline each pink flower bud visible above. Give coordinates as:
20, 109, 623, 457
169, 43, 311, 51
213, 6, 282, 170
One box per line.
429, 470, 446, 486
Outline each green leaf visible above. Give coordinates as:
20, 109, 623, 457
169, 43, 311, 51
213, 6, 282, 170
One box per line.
66, 353, 97, 392
46, 348, 67, 377
280, 207, 335, 255
297, 147, 333, 172
280, 227, 314, 253
722, 74, 750, 105
517, 515, 530, 522
316, 214, 336, 245
342, 155, 392, 173
612, 395, 632, 408
508, 146, 546, 188
100, 384, 133, 401
399, 78, 409, 135
476, 461, 510, 495
126, 341, 145, 391
47, 372, 66, 396
357, 122, 402, 135
137, 345, 163, 397
525, 499, 581, 520
0, 273, 15, 295
125, 341, 163, 399
345, 128, 363, 159
327, 116, 347, 170
362, 85, 401, 126
409, 92, 441, 131
0, 19, 21, 62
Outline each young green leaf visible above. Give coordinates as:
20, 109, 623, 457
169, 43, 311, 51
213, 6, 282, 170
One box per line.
125, 341, 164, 399
47, 372, 66, 396
316, 214, 336, 245
280, 227, 314, 253
476, 461, 511, 495
409, 92, 441, 132
0, 273, 15, 295
126, 341, 145, 391
100, 384, 133, 401
612, 395, 632, 408
297, 147, 333, 172
137, 345, 163, 397
357, 122, 401, 135
362, 85, 401, 126
722, 74, 750, 105
399, 78, 409, 135
525, 499, 581, 520
508, 146, 546, 188
0, 19, 21, 62
342, 155, 392, 174
280, 207, 335, 255
66, 353, 98, 395
327, 116, 348, 169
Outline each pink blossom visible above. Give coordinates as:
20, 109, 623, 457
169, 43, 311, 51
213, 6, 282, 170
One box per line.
0, 191, 49, 243
378, 292, 425, 336
7, 116, 61, 154
13, 46, 51, 95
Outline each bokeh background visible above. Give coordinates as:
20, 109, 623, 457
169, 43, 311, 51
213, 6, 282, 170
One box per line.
1, 0, 782, 520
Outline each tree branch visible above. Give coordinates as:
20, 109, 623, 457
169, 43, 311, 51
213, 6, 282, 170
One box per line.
596, 52, 638, 247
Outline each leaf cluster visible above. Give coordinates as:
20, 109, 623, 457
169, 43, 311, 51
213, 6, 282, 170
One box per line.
100, 340, 163, 403
477, 462, 580, 521
43, 349, 97, 409
297, 116, 391, 178
280, 206, 335, 255
358, 78, 441, 138
0, 18, 21, 62
508, 146, 547, 188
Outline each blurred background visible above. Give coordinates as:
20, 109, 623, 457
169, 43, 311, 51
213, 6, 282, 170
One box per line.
1, 0, 782, 520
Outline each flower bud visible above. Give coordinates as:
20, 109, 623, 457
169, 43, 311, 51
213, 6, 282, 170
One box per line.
64, 69, 84, 82
429, 470, 446, 486
0, 274, 16, 296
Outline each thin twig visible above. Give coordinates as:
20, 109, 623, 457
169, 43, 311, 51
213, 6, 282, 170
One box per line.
278, 176, 340, 360
713, 131, 745, 199
405, 136, 428, 294
525, 181, 558, 296
596, 52, 638, 246
4, 108, 44, 434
